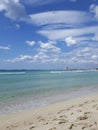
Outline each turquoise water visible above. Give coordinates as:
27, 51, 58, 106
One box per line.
0, 70, 98, 115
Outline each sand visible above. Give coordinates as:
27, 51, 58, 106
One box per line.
0, 93, 98, 130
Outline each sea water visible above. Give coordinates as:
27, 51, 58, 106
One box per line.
0, 70, 98, 115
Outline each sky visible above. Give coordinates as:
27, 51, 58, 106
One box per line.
0, 0, 98, 70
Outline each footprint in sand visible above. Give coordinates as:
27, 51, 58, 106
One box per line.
91, 100, 96, 103
69, 124, 74, 129
6, 126, 11, 130
43, 122, 49, 125
49, 127, 56, 130
76, 109, 82, 112
52, 118, 68, 125
77, 122, 96, 130
37, 116, 45, 121
77, 115, 88, 120
78, 103, 84, 107
59, 115, 67, 118
29, 125, 35, 129
58, 119, 68, 124
66, 105, 75, 111
84, 101, 89, 104
84, 112, 92, 115
58, 109, 66, 114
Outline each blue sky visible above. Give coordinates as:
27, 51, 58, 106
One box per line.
0, 0, 98, 69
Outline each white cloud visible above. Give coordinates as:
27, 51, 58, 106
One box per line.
15, 24, 20, 29
89, 3, 98, 21
91, 55, 98, 59
60, 45, 98, 65
6, 55, 33, 62
38, 25, 98, 42
32, 41, 61, 63
39, 41, 61, 53
33, 52, 49, 63
0, 46, 10, 50
26, 41, 35, 46
0, 0, 28, 21
95, 6, 98, 20
89, 3, 96, 13
29, 11, 92, 26
22, 0, 78, 7
0, 0, 97, 29
6, 41, 61, 64
5, 44, 98, 66
0, 0, 96, 29
22, 0, 64, 6
65, 36, 77, 46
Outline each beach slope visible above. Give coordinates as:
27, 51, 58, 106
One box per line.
0, 94, 98, 130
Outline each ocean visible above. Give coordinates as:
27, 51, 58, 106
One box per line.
0, 70, 98, 115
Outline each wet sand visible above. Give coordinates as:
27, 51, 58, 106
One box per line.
0, 93, 98, 130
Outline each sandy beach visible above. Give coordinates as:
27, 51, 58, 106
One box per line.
0, 93, 98, 130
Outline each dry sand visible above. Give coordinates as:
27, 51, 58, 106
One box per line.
0, 93, 98, 130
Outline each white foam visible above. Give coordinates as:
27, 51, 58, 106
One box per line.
50, 71, 65, 74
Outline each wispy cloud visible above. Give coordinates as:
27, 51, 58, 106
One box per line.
15, 24, 20, 29
38, 25, 98, 45
6, 55, 33, 62
29, 11, 92, 27
26, 41, 35, 46
0, 46, 10, 50
22, 0, 65, 6
22, 0, 78, 7
0, 0, 97, 28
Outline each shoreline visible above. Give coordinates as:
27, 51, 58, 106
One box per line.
0, 93, 98, 130
1, 84, 98, 116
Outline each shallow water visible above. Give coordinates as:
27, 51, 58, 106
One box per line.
0, 70, 98, 115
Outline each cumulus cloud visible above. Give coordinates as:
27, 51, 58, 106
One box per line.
6, 41, 61, 64
31, 41, 61, 63
0, 45, 10, 50
6, 55, 33, 62
26, 41, 35, 46
65, 37, 77, 46
89, 3, 98, 21
5, 44, 98, 66
95, 6, 98, 20
0, 0, 28, 21
60, 45, 98, 65
39, 41, 61, 53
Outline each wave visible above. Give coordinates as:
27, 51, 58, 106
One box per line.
50, 71, 65, 74
0, 72, 26, 75
70, 70, 84, 73
71, 70, 98, 73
